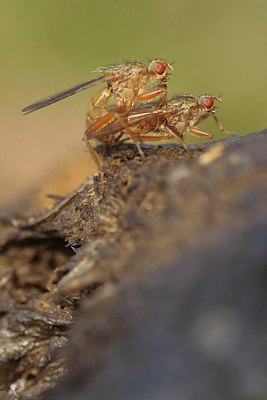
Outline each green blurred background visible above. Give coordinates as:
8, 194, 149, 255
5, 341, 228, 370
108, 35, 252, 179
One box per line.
1, 0, 266, 205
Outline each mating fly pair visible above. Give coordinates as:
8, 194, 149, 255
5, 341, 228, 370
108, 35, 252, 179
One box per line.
22, 59, 231, 190
23, 60, 172, 184
88, 94, 232, 151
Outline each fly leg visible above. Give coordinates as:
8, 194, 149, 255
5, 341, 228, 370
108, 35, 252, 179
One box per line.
85, 106, 147, 194
84, 139, 105, 197
137, 84, 168, 110
86, 90, 122, 195
190, 112, 237, 137
164, 125, 189, 150
112, 111, 146, 161
134, 134, 174, 142
189, 113, 214, 139
189, 126, 214, 138
212, 114, 238, 136
88, 87, 112, 123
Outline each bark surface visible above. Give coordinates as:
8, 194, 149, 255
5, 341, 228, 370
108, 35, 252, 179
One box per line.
0, 131, 266, 399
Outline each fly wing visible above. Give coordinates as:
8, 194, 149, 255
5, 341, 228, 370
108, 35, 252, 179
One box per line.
86, 108, 163, 140
22, 75, 107, 114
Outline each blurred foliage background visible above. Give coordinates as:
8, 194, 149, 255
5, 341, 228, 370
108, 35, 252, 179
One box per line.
0, 0, 266, 206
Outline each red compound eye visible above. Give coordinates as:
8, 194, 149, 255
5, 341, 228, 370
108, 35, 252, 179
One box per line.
202, 96, 214, 109
153, 61, 167, 75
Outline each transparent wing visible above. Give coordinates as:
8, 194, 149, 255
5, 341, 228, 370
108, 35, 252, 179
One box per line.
87, 108, 165, 140
22, 75, 107, 114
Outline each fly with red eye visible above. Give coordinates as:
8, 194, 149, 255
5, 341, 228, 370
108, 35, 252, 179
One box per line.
198, 95, 222, 110
22, 59, 173, 116
149, 60, 173, 77
22, 57, 235, 196
84, 93, 234, 180
22, 59, 173, 193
